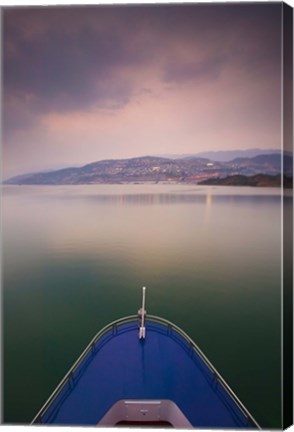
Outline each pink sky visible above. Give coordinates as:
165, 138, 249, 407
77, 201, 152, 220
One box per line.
3, 3, 283, 178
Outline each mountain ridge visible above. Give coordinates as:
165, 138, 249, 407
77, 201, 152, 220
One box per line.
156, 148, 291, 162
3, 153, 292, 185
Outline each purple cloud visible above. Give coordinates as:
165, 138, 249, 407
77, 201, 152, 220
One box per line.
3, 3, 281, 116
2, 2, 284, 179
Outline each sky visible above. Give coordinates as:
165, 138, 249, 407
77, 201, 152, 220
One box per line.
2, 2, 284, 178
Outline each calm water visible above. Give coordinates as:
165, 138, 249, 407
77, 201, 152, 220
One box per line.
2, 184, 285, 427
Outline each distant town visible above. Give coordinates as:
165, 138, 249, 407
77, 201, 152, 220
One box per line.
4, 152, 293, 187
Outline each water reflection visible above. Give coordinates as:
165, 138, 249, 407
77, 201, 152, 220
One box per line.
62, 192, 281, 206
2, 185, 282, 268
2, 184, 283, 427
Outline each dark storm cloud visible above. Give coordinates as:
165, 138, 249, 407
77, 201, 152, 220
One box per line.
3, 8, 144, 113
3, 3, 282, 135
3, 3, 285, 179
161, 3, 282, 83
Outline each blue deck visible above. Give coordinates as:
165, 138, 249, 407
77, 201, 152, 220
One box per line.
35, 318, 258, 428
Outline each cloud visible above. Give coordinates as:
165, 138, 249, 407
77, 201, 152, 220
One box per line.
163, 54, 228, 83
2, 3, 283, 178
4, 11, 139, 115
3, 3, 281, 115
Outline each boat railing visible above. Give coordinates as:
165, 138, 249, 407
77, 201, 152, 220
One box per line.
147, 315, 261, 429
31, 314, 261, 429
31, 314, 138, 424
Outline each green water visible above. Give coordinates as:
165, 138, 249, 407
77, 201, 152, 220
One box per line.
2, 185, 284, 427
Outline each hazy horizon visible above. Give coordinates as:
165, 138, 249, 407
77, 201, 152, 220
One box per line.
3, 147, 288, 180
3, 3, 285, 178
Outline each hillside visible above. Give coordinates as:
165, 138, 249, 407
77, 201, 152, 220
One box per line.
199, 174, 293, 188
4, 153, 293, 186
